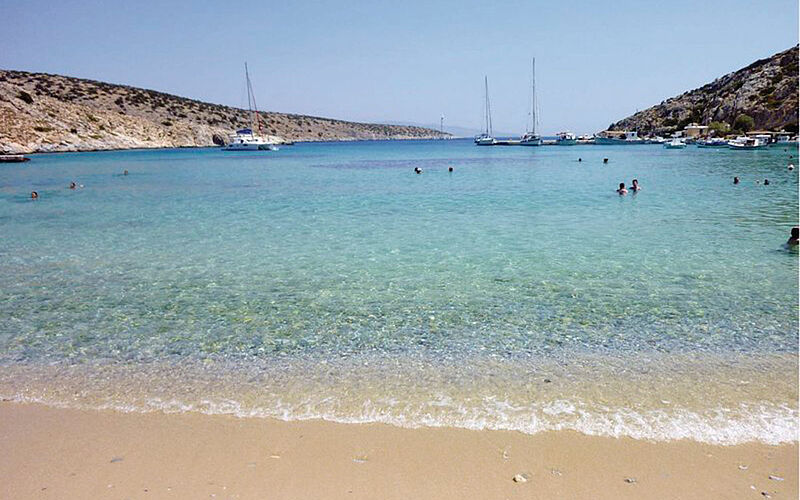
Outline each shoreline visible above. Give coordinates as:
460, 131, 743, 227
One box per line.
6, 136, 452, 156
1, 402, 796, 499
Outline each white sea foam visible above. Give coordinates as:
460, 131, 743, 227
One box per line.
4, 391, 796, 446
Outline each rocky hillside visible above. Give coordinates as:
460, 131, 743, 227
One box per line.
0, 70, 448, 153
608, 46, 798, 135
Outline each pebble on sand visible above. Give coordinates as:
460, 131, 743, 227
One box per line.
768, 475, 784, 481
512, 473, 530, 483
624, 477, 637, 484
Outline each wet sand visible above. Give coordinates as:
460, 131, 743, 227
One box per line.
1, 401, 796, 499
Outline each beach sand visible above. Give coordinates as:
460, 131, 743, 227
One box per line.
1, 401, 796, 499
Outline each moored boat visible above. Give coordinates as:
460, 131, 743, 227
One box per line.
594, 131, 648, 145
663, 138, 686, 149
519, 58, 541, 146
474, 76, 495, 146
697, 138, 729, 148
728, 136, 768, 150
556, 131, 577, 145
0, 154, 30, 163
223, 63, 278, 152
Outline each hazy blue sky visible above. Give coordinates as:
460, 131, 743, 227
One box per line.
1, 0, 797, 134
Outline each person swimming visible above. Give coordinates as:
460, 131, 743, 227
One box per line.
30, 191, 38, 199
123, 170, 129, 176
603, 158, 609, 164
733, 176, 740, 184
630, 179, 641, 192
789, 164, 795, 171
578, 158, 582, 162
414, 167, 422, 174
448, 166, 453, 172
616, 182, 628, 195
788, 227, 799, 246
69, 181, 76, 189
764, 178, 770, 185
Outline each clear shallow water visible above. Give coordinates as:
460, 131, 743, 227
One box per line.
1, 140, 797, 444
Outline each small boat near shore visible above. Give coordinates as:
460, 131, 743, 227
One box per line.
728, 136, 768, 150
556, 131, 577, 145
697, 138, 729, 148
663, 138, 686, 149
0, 154, 30, 163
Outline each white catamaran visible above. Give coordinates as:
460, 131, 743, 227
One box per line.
520, 57, 541, 146
474, 76, 495, 146
223, 63, 277, 151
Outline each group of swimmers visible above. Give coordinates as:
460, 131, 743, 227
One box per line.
30, 170, 128, 199
733, 177, 773, 185
414, 166, 453, 174
616, 179, 641, 195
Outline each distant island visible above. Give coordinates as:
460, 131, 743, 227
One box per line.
607, 46, 798, 136
0, 70, 449, 154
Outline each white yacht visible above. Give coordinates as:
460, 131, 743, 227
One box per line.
520, 57, 541, 146
728, 136, 768, 150
663, 138, 686, 149
556, 131, 577, 145
474, 76, 495, 146
223, 63, 278, 151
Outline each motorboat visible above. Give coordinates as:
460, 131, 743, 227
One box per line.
663, 138, 686, 149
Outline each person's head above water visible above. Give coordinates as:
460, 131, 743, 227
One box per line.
764, 178, 770, 185
448, 166, 453, 172
788, 227, 799, 246
30, 191, 38, 199
734, 176, 740, 184
69, 181, 76, 189
603, 158, 609, 164
617, 182, 628, 195
123, 170, 129, 176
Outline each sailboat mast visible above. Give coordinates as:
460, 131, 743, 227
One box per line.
531, 57, 536, 136
484, 76, 489, 136
245, 62, 263, 134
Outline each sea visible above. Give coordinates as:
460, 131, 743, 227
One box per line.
1, 139, 797, 445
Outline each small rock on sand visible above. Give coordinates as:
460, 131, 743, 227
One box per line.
512, 473, 530, 483
624, 477, 637, 484
768, 475, 784, 481
110, 457, 123, 463
761, 492, 771, 498
738, 465, 749, 470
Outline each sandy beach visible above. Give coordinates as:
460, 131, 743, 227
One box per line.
1, 401, 796, 499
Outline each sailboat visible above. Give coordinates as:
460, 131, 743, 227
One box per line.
222, 63, 277, 151
474, 76, 495, 146
520, 57, 542, 146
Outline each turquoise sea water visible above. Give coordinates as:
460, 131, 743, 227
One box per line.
1, 140, 797, 444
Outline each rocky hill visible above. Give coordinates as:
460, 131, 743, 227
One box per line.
0, 70, 448, 153
608, 46, 798, 135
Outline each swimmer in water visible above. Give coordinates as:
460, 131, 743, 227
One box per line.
123, 170, 129, 176
448, 166, 453, 172
764, 179, 770, 185
31, 191, 38, 199
788, 227, 799, 246
414, 167, 422, 174
69, 181, 76, 189
733, 177, 740, 184
630, 179, 641, 192
603, 158, 609, 164
616, 182, 628, 195
578, 158, 582, 162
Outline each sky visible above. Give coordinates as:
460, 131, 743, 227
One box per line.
1, 0, 797, 135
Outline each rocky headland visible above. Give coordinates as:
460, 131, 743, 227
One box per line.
608, 46, 798, 135
0, 70, 449, 154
